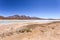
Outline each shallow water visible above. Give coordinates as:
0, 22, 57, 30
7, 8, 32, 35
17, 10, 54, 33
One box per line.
0, 20, 60, 24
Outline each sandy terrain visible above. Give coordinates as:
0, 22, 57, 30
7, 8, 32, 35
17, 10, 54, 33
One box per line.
0, 21, 60, 40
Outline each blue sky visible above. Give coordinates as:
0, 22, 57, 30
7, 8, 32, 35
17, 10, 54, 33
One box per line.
0, 0, 60, 18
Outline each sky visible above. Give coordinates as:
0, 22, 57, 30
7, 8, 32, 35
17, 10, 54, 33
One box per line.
0, 0, 60, 18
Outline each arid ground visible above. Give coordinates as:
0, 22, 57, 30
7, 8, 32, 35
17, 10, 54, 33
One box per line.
0, 21, 60, 40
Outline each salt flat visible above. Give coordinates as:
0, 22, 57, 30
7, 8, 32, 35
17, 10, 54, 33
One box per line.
0, 20, 60, 24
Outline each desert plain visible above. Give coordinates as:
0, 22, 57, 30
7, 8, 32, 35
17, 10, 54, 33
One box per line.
0, 20, 60, 40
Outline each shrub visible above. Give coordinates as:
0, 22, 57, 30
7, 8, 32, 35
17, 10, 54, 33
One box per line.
26, 29, 32, 32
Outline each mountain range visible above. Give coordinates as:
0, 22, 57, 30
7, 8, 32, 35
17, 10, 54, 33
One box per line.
0, 15, 44, 20
0, 15, 60, 20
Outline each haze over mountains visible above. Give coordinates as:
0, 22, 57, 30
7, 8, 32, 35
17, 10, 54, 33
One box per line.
0, 15, 60, 20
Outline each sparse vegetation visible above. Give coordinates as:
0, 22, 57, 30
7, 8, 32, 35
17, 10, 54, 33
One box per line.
16, 28, 32, 34
0, 27, 32, 38
26, 29, 32, 32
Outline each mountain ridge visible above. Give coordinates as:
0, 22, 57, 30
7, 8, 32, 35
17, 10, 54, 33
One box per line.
0, 15, 44, 20
0, 15, 60, 20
